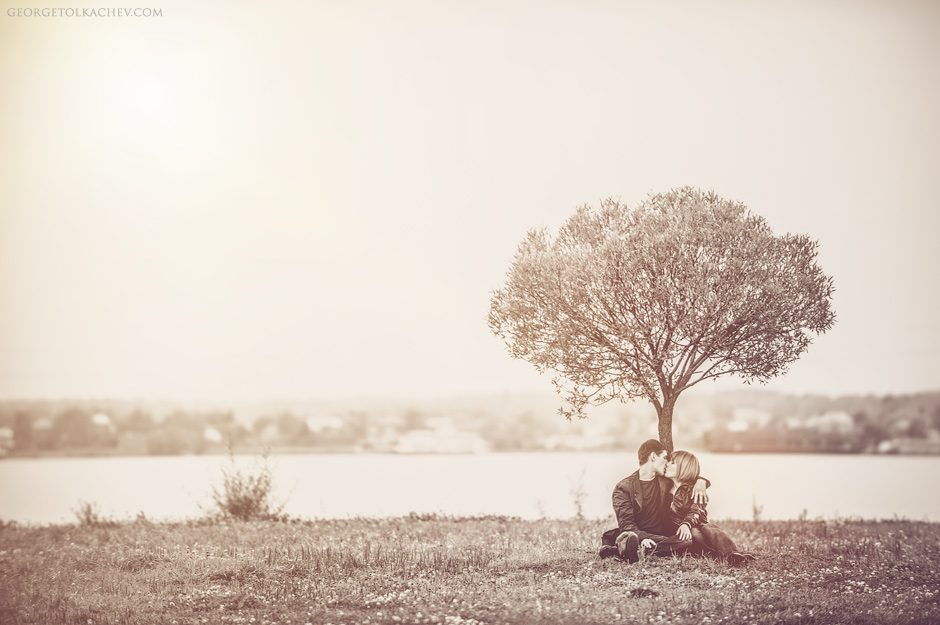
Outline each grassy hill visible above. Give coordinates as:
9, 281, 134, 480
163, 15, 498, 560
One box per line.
1, 515, 938, 624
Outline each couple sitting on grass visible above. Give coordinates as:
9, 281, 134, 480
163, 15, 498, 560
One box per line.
600, 438, 756, 566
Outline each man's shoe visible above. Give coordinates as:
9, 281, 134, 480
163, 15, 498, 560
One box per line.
599, 545, 619, 559
616, 531, 640, 564
727, 552, 756, 566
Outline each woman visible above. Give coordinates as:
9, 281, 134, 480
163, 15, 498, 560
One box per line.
663, 450, 756, 565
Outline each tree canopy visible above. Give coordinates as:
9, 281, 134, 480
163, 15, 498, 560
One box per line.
488, 187, 836, 451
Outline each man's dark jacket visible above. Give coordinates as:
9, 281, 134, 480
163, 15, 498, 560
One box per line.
611, 470, 673, 542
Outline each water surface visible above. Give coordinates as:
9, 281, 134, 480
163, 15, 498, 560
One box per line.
1, 452, 937, 525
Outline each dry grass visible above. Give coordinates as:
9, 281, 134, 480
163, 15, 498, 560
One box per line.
1, 514, 938, 624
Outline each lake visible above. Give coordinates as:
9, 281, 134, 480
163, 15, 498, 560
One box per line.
1, 452, 939, 525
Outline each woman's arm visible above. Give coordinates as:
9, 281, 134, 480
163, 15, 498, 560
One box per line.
675, 485, 709, 530
692, 476, 710, 505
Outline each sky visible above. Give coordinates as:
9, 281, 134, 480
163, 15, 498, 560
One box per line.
1, 0, 938, 403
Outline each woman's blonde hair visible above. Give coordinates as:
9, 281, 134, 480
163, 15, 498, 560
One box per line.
672, 450, 700, 486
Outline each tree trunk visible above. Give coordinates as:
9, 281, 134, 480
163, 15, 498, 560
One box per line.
656, 396, 677, 453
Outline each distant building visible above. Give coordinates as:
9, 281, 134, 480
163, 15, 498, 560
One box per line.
364, 413, 405, 452
0, 427, 12, 456
394, 420, 489, 454
728, 408, 772, 432
803, 411, 854, 434
544, 422, 615, 451
305, 415, 343, 433
204, 426, 224, 444
878, 436, 940, 455
33, 417, 53, 431
91, 413, 114, 429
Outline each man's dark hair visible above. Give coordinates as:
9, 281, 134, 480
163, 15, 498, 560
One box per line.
637, 439, 667, 465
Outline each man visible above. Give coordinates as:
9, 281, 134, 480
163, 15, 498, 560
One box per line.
600, 439, 709, 563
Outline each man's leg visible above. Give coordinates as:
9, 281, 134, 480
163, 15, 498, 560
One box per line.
601, 527, 621, 547
615, 531, 640, 563
647, 534, 693, 559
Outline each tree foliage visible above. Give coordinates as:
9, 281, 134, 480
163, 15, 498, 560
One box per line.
488, 187, 836, 450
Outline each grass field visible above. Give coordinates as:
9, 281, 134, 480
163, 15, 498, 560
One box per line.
1, 514, 938, 625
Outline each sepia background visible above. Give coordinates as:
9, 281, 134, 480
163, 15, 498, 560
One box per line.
1, 0, 939, 524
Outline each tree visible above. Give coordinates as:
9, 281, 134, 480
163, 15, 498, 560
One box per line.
276, 412, 310, 444
120, 409, 155, 432
13, 411, 33, 452
53, 408, 96, 449
488, 187, 835, 451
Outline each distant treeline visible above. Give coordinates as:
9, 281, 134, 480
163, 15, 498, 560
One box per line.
0, 404, 364, 456
695, 390, 940, 454
0, 390, 938, 456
